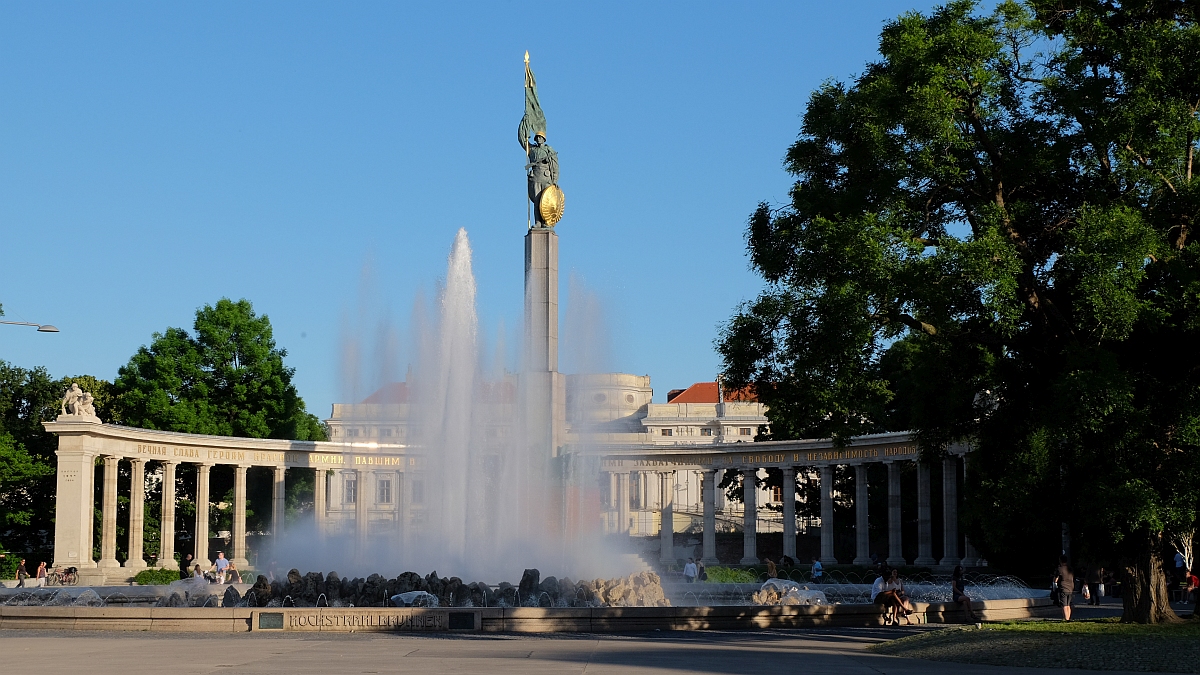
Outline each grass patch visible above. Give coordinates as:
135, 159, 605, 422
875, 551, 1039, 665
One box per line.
873, 619, 1200, 673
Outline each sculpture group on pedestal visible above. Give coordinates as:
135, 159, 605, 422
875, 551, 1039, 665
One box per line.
59, 382, 101, 422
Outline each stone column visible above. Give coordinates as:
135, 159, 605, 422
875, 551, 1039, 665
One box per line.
885, 461, 905, 567
194, 464, 212, 568
98, 456, 121, 569
232, 465, 249, 568
960, 453, 979, 567
355, 469, 369, 556
940, 455, 960, 568
394, 471, 406, 543
616, 472, 630, 534
124, 458, 148, 570
272, 466, 287, 541
853, 464, 871, 566
819, 465, 837, 565
701, 469, 718, 565
608, 472, 618, 507
638, 472, 648, 510
740, 468, 758, 565
158, 461, 177, 569
659, 471, 675, 564
51, 448, 97, 570
313, 467, 326, 538
914, 461, 936, 566
782, 467, 797, 561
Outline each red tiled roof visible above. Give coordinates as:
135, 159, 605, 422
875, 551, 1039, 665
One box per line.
363, 382, 409, 404
667, 381, 758, 403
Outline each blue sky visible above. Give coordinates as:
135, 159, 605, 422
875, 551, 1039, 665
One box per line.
0, 1, 948, 416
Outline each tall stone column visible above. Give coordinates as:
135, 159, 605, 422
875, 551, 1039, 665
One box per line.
940, 455, 960, 568
782, 467, 797, 560
885, 461, 905, 567
960, 453, 980, 567
740, 468, 758, 565
659, 471, 675, 564
194, 464, 212, 568
914, 461, 936, 566
124, 459, 148, 570
394, 471, 406, 544
819, 465, 837, 565
355, 469, 369, 557
853, 464, 871, 566
272, 466, 287, 541
51, 447, 97, 570
616, 472, 630, 534
232, 465, 249, 568
701, 469, 718, 565
98, 456, 121, 569
158, 461, 177, 569
313, 467, 326, 538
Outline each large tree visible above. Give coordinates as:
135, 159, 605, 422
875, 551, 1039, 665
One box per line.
719, 0, 1199, 622
113, 298, 326, 441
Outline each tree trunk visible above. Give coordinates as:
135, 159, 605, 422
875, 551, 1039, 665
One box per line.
1121, 532, 1181, 624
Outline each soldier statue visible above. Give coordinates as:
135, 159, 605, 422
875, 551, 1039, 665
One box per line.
518, 52, 564, 227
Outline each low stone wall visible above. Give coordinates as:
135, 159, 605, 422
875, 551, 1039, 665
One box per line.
0, 597, 1056, 633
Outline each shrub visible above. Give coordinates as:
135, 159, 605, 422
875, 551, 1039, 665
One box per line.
134, 568, 180, 585
703, 566, 759, 583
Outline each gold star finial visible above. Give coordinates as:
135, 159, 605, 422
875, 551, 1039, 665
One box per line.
524, 51, 530, 64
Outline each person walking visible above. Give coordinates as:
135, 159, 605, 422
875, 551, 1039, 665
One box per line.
35, 562, 47, 587
811, 557, 824, 583
683, 558, 698, 583
1053, 556, 1075, 621
951, 565, 979, 622
15, 559, 28, 587
1086, 565, 1103, 606
179, 553, 193, 578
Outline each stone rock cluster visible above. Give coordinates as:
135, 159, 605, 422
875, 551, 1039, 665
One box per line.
162, 567, 670, 609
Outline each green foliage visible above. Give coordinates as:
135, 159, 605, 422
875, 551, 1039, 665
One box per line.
113, 298, 326, 441
719, 0, 1200, 619
133, 568, 180, 585
702, 566, 760, 583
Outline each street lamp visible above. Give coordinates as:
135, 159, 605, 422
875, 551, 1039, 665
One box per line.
0, 321, 59, 332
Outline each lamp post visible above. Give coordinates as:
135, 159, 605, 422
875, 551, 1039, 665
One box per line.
0, 321, 59, 332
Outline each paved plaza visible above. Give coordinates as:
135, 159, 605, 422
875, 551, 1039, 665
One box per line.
0, 625, 1153, 675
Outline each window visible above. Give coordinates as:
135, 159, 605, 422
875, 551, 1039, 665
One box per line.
377, 479, 392, 504
344, 478, 357, 504
348, 428, 360, 438
380, 428, 393, 438
661, 428, 673, 437
700, 428, 713, 437
771, 485, 783, 503
411, 480, 424, 504
739, 427, 752, 436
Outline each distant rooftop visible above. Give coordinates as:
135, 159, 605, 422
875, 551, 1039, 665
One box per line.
666, 381, 757, 404
361, 380, 516, 405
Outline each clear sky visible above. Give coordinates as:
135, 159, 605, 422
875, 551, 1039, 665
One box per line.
1, 1, 948, 417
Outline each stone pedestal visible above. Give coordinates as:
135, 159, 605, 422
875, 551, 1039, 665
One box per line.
51, 447, 97, 571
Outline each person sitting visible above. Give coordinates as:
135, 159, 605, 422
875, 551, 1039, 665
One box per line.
871, 567, 904, 625
192, 564, 204, 579
885, 567, 914, 622
951, 565, 979, 622
225, 561, 243, 585
766, 559, 778, 579
1186, 571, 1199, 603
212, 552, 230, 584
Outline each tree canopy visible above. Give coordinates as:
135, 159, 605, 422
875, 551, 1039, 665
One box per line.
113, 298, 326, 441
719, 0, 1199, 622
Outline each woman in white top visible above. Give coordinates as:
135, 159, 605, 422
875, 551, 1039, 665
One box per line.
871, 567, 904, 625
885, 568, 914, 622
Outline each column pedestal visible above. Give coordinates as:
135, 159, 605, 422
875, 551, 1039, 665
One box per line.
701, 470, 718, 565
782, 467, 797, 561
124, 459, 148, 570
852, 464, 871, 566
52, 448, 98, 570
914, 461, 936, 566
158, 461, 177, 569
739, 469, 758, 565
885, 461, 905, 567
818, 465, 837, 565
98, 456, 121, 569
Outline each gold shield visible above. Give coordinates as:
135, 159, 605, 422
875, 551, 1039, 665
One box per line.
538, 185, 565, 227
